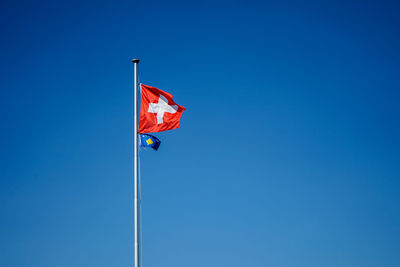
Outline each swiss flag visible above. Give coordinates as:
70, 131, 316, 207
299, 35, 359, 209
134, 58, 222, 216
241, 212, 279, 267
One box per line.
138, 84, 186, 134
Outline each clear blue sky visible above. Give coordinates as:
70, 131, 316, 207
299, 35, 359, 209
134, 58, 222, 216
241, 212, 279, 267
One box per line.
1, 0, 400, 266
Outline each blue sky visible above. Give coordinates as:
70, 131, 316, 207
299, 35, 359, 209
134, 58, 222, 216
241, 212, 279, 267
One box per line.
1, 0, 400, 266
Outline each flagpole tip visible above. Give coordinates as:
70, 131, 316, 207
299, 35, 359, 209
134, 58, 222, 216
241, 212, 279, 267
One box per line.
132, 58, 140, 63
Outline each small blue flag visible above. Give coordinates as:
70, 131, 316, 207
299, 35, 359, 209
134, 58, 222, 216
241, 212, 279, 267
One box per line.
139, 134, 161, 151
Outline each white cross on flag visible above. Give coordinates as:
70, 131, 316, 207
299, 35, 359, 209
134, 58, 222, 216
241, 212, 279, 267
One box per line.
138, 84, 186, 134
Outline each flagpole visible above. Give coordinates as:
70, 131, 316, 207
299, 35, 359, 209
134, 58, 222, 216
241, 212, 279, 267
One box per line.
132, 58, 140, 267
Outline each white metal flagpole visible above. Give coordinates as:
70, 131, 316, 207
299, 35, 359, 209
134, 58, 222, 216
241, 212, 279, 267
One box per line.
132, 58, 140, 267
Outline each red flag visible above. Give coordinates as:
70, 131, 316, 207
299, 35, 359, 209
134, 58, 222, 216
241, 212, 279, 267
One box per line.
138, 84, 186, 134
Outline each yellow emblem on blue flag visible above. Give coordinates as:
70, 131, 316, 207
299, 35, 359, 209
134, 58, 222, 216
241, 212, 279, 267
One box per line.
146, 138, 154, 145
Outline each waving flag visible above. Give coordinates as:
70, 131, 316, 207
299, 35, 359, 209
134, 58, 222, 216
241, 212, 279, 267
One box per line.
139, 134, 161, 151
138, 84, 185, 134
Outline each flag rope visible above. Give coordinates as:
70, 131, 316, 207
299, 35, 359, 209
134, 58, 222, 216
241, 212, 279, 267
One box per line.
138, 75, 143, 267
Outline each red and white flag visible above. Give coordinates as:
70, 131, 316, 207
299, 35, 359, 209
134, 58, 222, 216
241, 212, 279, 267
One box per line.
138, 84, 186, 134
